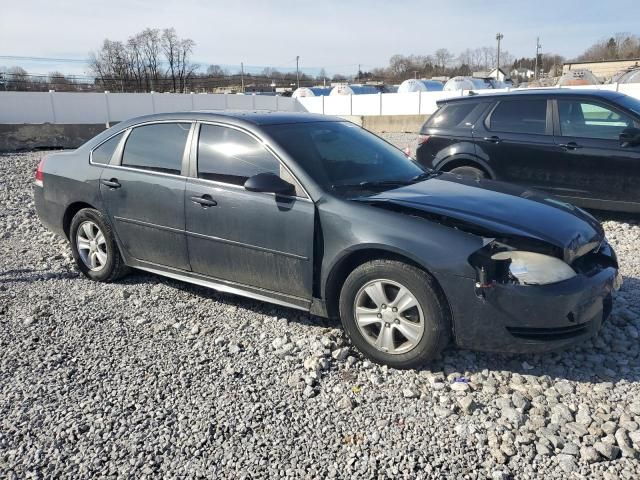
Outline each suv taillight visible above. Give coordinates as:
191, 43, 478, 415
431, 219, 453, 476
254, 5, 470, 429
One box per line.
35, 157, 45, 187
418, 135, 431, 145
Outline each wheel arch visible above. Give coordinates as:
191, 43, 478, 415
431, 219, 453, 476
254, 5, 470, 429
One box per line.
323, 246, 452, 325
62, 202, 97, 239
438, 156, 495, 179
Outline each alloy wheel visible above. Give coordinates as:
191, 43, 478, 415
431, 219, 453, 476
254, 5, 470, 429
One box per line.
353, 279, 425, 355
76, 220, 108, 271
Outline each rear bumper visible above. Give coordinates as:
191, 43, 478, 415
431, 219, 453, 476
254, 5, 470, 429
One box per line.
440, 264, 619, 354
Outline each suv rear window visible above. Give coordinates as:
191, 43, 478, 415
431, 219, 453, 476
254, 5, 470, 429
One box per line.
489, 99, 547, 135
424, 102, 478, 130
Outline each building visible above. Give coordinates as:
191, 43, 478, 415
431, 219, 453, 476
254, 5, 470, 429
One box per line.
510, 67, 535, 81
473, 68, 509, 81
562, 58, 640, 82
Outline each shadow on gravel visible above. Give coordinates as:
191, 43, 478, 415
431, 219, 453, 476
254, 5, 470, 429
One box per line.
0, 268, 80, 283
121, 270, 339, 330
119, 267, 640, 385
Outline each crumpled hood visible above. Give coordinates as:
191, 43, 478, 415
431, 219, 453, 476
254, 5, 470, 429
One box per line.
364, 174, 604, 263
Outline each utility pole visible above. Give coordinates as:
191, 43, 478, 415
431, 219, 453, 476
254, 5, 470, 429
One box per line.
534, 37, 542, 80
496, 33, 504, 80
357, 64, 361, 82
240, 62, 245, 93
413, 70, 418, 79
296, 56, 300, 89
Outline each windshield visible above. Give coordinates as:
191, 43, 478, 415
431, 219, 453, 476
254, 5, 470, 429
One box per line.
263, 121, 428, 195
617, 94, 640, 117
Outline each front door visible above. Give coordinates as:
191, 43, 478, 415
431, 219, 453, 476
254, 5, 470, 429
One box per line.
552, 97, 640, 206
185, 123, 315, 299
475, 98, 559, 191
100, 122, 192, 270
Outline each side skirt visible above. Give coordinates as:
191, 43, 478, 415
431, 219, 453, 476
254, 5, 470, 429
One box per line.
129, 259, 312, 312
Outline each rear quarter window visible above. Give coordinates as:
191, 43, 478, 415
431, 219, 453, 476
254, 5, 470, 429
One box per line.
91, 132, 124, 165
422, 102, 480, 132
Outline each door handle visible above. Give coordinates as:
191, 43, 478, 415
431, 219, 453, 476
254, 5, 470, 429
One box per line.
483, 136, 502, 143
558, 142, 582, 150
190, 195, 217, 207
101, 178, 121, 189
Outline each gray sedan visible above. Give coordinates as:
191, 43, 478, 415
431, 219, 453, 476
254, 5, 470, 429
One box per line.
34, 111, 620, 368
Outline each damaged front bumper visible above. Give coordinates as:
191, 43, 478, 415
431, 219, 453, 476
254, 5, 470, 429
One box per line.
439, 245, 620, 354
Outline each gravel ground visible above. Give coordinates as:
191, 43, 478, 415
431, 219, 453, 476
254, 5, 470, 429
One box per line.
1, 144, 640, 479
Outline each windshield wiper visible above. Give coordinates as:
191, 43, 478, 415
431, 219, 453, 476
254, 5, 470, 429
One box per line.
332, 179, 413, 191
332, 171, 442, 192
410, 170, 443, 182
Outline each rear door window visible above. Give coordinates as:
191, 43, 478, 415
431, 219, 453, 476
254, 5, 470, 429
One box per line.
558, 99, 635, 140
489, 99, 548, 135
122, 123, 190, 175
92, 132, 124, 164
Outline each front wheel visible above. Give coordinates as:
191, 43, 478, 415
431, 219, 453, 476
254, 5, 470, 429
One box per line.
339, 260, 450, 369
69, 208, 129, 282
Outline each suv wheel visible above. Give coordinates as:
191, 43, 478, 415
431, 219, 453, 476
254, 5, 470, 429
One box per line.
339, 260, 450, 369
70, 208, 129, 282
449, 166, 486, 179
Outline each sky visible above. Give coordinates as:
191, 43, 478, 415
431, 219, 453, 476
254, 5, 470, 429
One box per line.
1, 0, 639, 78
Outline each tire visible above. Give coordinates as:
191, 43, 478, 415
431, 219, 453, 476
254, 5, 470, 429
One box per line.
339, 260, 450, 369
449, 166, 486, 179
69, 208, 129, 282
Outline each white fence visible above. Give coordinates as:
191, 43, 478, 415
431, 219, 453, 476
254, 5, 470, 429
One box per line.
0, 91, 302, 125
2, 84, 640, 125
297, 83, 640, 116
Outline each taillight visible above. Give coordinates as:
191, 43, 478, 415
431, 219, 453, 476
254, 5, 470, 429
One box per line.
418, 135, 431, 145
35, 157, 45, 187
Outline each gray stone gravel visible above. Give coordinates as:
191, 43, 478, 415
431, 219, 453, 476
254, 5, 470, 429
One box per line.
1, 146, 640, 479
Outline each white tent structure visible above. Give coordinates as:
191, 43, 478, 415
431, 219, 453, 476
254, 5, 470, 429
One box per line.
443, 76, 493, 91
291, 87, 332, 98
397, 79, 444, 93
329, 84, 381, 96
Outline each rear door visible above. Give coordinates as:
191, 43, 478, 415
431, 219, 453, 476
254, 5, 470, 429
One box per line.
417, 100, 488, 169
552, 97, 640, 205
184, 123, 315, 299
100, 122, 192, 270
474, 97, 559, 190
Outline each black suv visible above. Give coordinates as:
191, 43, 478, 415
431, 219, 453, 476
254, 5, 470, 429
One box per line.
416, 89, 640, 212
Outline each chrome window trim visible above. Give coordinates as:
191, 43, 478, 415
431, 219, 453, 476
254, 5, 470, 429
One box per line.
91, 119, 195, 171
89, 118, 313, 201
185, 176, 313, 204
100, 163, 187, 180
195, 121, 312, 200
88, 130, 127, 166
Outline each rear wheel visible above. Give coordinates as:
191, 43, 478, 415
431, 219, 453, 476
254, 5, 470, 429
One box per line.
449, 165, 486, 179
339, 260, 450, 369
70, 208, 129, 282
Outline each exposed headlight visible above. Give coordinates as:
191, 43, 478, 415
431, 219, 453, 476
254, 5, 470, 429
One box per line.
491, 251, 576, 285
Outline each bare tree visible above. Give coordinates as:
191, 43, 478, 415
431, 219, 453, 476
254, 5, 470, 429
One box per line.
434, 48, 454, 73
207, 65, 226, 76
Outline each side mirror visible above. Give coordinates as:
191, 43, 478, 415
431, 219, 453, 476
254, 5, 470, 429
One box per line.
244, 172, 295, 195
619, 127, 640, 148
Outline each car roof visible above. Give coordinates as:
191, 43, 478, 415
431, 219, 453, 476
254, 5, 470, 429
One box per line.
117, 110, 342, 128
437, 88, 626, 105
